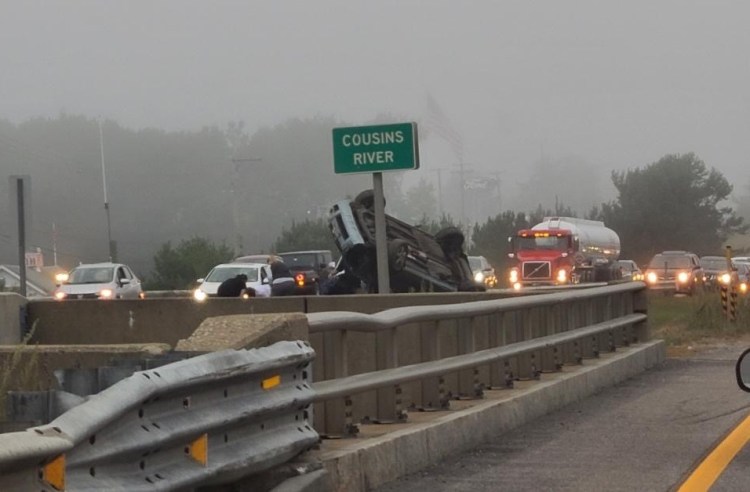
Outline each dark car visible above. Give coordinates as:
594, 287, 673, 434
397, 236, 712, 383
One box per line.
276, 250, 334, 295
700, 256, 732, 289
645, 251, 704, 295
328, 190, 482, 293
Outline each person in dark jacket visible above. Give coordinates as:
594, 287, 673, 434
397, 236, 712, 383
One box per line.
217, 274, 248, 297
269, 260, 296, 296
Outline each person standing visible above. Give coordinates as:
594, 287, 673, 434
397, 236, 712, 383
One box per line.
269, 260, 296, 296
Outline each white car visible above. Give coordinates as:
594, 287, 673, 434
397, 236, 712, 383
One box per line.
54, 262, 143, 300
193, 262, 272, 301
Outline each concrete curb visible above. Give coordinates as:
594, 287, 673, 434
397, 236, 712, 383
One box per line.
316, 340, 666, 491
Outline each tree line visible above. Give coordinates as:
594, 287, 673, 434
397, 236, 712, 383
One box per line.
147, 152, 746, 290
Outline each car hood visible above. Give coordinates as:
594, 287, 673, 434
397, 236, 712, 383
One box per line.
57, 282, 115, 295
199, 280, 264, 295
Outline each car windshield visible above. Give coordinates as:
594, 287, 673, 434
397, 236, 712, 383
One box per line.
516, 236, 569, 251
701, 258, 729, 270
67, 267, 114, 284
468, 257, 482, 269
649, 255, 692, 269
617, 261, 637, 272
278, 253, 318, 269
205, 267, 259, 283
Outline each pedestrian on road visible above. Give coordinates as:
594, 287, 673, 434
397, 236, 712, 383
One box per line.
269, 260, 296, 296
217, 274, 250, 297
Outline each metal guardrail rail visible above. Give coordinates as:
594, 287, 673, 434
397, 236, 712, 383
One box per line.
307, 282, 648, 436
0, 341, 317, 491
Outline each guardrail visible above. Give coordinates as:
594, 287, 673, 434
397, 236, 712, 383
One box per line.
307, 282, 648, 436
0, 341, 317, 491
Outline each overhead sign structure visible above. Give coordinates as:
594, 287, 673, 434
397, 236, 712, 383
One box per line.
332, 122, 419, 174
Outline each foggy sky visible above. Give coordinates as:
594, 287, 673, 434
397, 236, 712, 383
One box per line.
2, 1, 750, 195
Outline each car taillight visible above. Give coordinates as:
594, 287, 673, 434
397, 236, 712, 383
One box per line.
295, 273, 305, 287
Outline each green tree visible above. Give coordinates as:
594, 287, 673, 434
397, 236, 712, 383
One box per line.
272, 219, 338, 255
148, 237, 233, 290
600, 153, 746, 264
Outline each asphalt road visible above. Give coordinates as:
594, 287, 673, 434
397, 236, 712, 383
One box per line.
376, 342, 750, 492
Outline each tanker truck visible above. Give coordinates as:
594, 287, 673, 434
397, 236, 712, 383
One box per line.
507, 217, 621, 287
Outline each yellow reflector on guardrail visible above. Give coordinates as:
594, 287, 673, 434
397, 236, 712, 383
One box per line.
42, 454, 65, 491
262, 375, 281, 390
188, 434, 208, 466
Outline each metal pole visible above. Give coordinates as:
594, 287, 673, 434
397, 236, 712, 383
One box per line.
373, 173, 390, 294
99, 120, 114, 261
16, 179, 26, 297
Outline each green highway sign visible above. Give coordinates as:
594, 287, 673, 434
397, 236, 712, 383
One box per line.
332, 122, 419, 174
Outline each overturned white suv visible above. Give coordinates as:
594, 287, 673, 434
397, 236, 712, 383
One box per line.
328, 190, 482, 293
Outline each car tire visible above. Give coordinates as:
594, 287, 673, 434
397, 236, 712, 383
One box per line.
435, 227, 465, 258
354, 190, 382, 210
388, 240, 409, 272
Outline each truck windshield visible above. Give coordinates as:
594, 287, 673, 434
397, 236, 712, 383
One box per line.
516, 236, 569, 251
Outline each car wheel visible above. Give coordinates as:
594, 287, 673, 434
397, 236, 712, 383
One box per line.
435, 227, 465, 258
388, 240, 409, 272
354, 189, 381, 210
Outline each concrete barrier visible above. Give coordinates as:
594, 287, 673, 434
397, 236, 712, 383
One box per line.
27, 297, 306, 345
24, 292, 521, 345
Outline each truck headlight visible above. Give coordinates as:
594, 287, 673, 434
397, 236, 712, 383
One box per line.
556, 269, 567, 283
509, 269, 519, 283
54, 291, 67, 300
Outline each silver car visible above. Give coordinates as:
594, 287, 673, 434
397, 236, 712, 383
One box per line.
54, 262, 143, 300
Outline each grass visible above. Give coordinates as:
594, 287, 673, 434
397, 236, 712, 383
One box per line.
0, 321, 41, 421
648, 288, 750, 352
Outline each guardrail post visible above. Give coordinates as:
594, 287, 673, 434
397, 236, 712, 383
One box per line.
375, 327, 401, 423
420, 321, 447, 409
489, 312, 512, 388
632, 286, 650, 342
582, 298, 598, 359
322, 330, 352, 437
457, 317, 482, 398
541, 304, 562, 372
516, 308, 539, 380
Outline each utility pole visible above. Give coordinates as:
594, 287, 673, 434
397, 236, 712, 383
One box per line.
99, 120, 115, 262
428, 168, 448, 217
230, 157, 261, 256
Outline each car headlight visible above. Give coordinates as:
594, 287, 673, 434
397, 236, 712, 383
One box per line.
99, 288, 114, 299
193, 289, 207, 302
513, 282, 521, 291
677, 272, 690, 284
721, 273, 732, 285
646, 272, 658, 284
509, 269, 519, 283
556, 269, 567, 283
474, 272, 485, 283
54, 291, 67, 300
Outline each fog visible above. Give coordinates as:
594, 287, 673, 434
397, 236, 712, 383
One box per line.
2, 1, 749, 273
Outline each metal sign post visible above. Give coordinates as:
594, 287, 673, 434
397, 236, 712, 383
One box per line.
372, 173, 390, 294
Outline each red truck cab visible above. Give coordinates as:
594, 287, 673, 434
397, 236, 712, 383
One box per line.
508, 229, 576, 288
